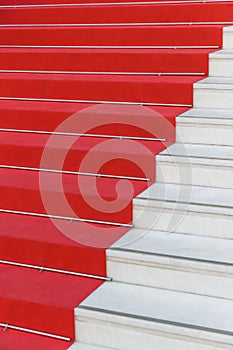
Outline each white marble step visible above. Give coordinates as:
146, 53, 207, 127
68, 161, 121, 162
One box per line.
223, 25, 233, 50
107, 228, 233, 298
156, 143, 233, 189
75, 282, 233, 350
209, 50, 233, 77
69, 342, 115, 350
133, 183, 233, 239
194, 77, 233, 109
176, 108, 233, 146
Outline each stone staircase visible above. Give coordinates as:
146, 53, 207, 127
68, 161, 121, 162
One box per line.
70, 26, 233, 350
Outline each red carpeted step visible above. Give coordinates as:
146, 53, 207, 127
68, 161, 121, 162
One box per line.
0, 48, 211, 73
0, 328, 70, 350
0, 212, 127, 268
0, 168, 150, 223
1, 2, 233, 24
0, 264, 102, 339
0, 212, 115, 272
0, 73, 198, 105
0, 100, 186, 131
0, 131, 164, 171
0, 25, 223, 46
0, 100, 92, 131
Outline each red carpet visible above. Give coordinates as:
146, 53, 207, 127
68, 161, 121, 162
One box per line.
0, 48, 212, 73
0, 26, 224, 46
1, 2, 233, 24
0, 0, 233, 348
0, 73, 199, 104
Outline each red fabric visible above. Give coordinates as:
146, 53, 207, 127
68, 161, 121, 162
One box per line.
0, 48, 212, 73
0, 100, 186, 130
0, 73, 198, 104
0, 264, 102, 339
0, 3, 233, 24
0, 26, 223, 46
0, 328, 71, 350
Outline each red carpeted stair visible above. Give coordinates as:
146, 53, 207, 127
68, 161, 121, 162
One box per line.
0, 0, 233, 348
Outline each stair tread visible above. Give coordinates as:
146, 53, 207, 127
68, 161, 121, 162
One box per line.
110, 228, 233, 265
223, 25, 233, 32
78, 281, 233, 335
178, 107, 233, 120
158, 143, 233, 161
136, 182, 233, 209
210, 49, 233, 58
195, 76, 233, 86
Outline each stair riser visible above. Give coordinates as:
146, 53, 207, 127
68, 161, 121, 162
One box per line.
176, 121, 233, 147
194, 87, 233, 109
133, 200, 233, 239
156, 158, 233, 189
75, 310, 233, 350
107, 255, 233, 299
209, 58, 233, 77
223, 28, 233, 49
0, 26, 223, 46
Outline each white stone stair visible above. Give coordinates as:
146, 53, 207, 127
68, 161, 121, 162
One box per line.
194, 77, 233, 109
156, 143, 233, 189
75, 282, 233, 350
176, 108, 233, 146
209, 50, 233, 77
107, 228, 233, 299
133, 182, 233, 239
223, 25, 233, 50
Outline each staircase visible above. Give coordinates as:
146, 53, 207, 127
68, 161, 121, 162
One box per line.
73, 12, 233, 350
0, 0, 233, 349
